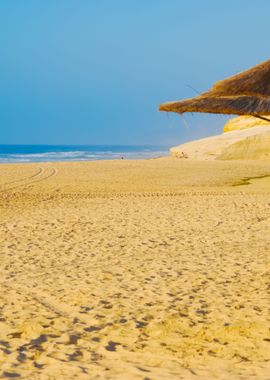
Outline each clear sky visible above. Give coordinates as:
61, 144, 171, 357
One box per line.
1, 0, 270, 145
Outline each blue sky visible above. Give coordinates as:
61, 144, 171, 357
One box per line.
0, 0, 270, 145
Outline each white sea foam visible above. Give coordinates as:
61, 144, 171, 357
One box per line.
0, 146, 169, 163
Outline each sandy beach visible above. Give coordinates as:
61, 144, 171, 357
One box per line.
1, 157, 270, 379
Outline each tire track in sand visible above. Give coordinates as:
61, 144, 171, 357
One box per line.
0, 167, 58, 193
0, 167, 44, 187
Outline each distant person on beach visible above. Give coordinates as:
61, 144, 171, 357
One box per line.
177, 151, 188, 159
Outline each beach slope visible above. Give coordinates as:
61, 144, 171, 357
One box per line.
0, 158, 270, 379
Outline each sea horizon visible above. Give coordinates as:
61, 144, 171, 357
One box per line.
0, 144, 170, 163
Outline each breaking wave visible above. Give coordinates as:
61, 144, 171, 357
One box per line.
0, 146, 169, 163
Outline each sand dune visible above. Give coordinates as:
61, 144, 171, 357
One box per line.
223, 115, 270, 133
1, 158, 270, 379
219, 131, 270, 160
171, 125, 270, 160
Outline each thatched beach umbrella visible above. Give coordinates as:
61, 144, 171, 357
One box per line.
159, 59, 270, 122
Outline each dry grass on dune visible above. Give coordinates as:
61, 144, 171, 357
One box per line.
0, 158, 270, 379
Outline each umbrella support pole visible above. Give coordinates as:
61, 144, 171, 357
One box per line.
253, 115, 270, 122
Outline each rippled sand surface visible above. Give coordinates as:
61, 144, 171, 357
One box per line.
1, 157, 270, 379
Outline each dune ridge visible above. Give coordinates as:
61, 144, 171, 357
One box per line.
171, 121, 270, 160
223, 115, 270, 132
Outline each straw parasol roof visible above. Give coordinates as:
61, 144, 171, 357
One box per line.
159, 59, 270, 120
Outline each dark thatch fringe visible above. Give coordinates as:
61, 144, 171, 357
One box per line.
159, 59, 270, 117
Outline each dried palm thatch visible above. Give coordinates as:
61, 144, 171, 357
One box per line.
159, 59, 270, 120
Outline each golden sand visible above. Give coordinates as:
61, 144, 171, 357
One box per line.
223, 115, 270, 133
1, 157, 270, 379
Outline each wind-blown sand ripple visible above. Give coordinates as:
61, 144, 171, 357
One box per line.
0, 158, 270, 379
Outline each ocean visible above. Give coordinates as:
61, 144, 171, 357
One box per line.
0, 145, 169, 163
